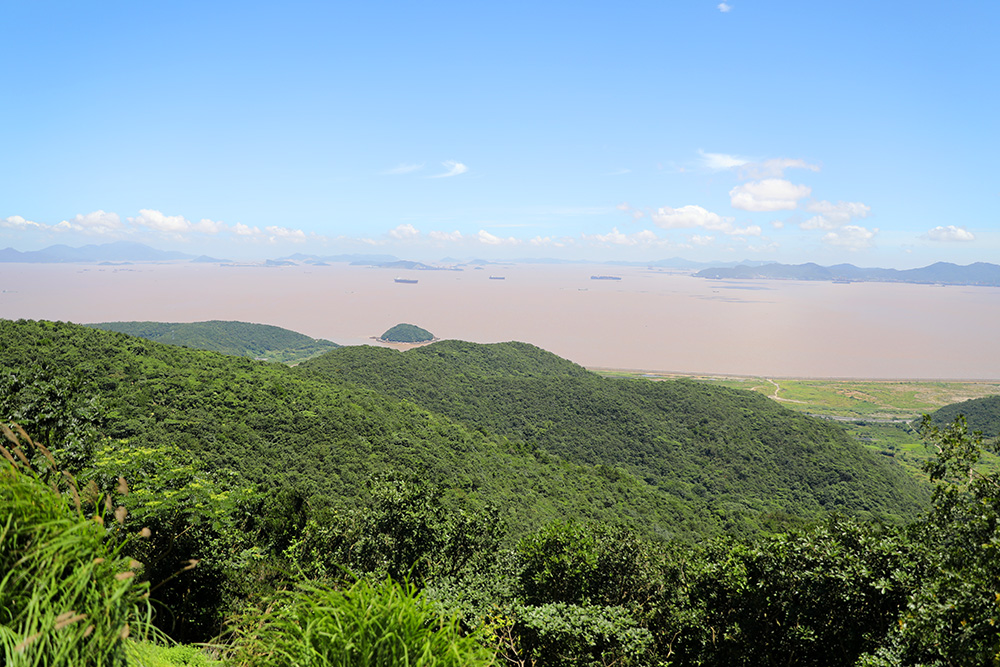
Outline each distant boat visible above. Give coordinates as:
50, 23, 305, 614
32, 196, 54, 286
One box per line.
394, 277, 418, 284
591, 275, 621, 281
489, 276, 505, 280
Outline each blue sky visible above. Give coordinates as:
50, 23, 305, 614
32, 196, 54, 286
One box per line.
2, 0, 997, 266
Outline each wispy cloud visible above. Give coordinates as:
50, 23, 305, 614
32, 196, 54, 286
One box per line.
923, 225, 975, 242
699, 150, 820, 179
822, 225, 878, 250
699, 149, 748, 171
739, 158, 820, 180
429, 230, 463, 242
582, 228, 662, 246
801, 200, 871, 230
382, 163, 425, 175
429, 160, 468, 178
717, 3, 732, 12
478, 230, 521, 245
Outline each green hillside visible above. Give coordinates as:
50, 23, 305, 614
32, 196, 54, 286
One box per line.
0, 319, 702, 539
86, 320, 339, 364
924, 394, 1000, 438
301, 340, 929, 529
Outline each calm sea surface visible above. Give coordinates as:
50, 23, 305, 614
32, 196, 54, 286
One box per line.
2, 262, 997, 379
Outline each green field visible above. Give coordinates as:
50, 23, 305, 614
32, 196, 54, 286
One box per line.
594, 370, 1000, 473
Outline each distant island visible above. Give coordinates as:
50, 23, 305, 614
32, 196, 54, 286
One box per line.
694, 261, 1000, 287
378, 323, 435, 343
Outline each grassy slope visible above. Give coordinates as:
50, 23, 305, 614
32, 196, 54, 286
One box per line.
86, 320, 339, 364
298, 341, 930, 529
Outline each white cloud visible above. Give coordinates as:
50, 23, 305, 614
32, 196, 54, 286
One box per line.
730, 179, 811, 211
729, 224, 763, 236
651, 204, 733, 230
801, 200, 871, 230
2, 215, 48, 230
428, 230, 463, 242
822, 225, 877, 250
923, 225, 975, 242
582, 227, 661, 246
477, 230, 521, 245
771, 220, 785, 229
739, 158, 820, 180
56, 210, 124, 235
233, 223, 261, 236
264, 225, 307, 242
128, 209, 233, 237
650, 204, 758, 236
194, 218, 228, 234
382, 163, 424, 175
430, 161, 468, 178
690, 235, 715, 246
388, 223, 420, 240
718, 2, 732, 11
699, 150, 748, 171
129, 209, 191, 233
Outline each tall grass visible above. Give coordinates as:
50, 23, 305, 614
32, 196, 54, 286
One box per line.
0, 425, 151, 666
227, 577, 495, 667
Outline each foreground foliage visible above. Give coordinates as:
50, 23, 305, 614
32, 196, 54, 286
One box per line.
0, 428, 150, 667
227, 578, 494, 667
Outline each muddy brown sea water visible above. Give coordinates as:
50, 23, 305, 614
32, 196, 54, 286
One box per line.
1, 262, 997, 379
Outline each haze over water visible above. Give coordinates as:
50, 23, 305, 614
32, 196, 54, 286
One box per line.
2, 263, 997, 380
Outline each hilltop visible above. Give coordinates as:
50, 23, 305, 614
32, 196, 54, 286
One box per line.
86, 320, 339, 364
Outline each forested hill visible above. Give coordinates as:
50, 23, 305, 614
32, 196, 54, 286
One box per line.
86, 320, 339, 364
299, 341, 929, 527
924, 395, 1000, 438
0, 319, 717, 539
1, 319, 928, 540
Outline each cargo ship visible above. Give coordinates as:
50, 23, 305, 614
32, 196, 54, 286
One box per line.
590, 275, 621, 280
394, 277, 418, 284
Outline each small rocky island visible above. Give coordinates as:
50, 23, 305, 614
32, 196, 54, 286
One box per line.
378, 323, 435, 343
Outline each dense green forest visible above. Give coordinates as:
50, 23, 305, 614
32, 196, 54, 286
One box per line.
86, 320, 339, 364
379, 322, 435, 343
924, 395, 1000, 439
3, 318, 1000, 666
299, 342, 928, 530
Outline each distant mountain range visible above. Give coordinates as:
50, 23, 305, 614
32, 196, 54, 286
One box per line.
694, 261, 1000, 287
0, 241, 196, 263
2, 243, 996, 286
